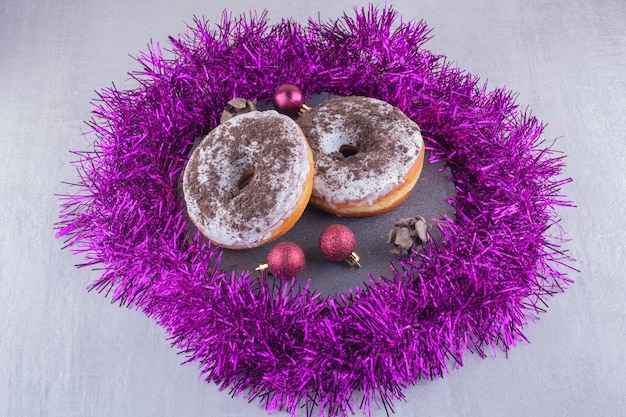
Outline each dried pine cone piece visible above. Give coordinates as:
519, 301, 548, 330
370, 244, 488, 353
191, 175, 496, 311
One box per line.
220, 98, 257, 123
387, 215, 431, 257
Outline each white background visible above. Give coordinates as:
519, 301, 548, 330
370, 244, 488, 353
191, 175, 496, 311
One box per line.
2, 0, 625, 416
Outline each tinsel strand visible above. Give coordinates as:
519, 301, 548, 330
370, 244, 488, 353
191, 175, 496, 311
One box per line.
56, 6, 575, 417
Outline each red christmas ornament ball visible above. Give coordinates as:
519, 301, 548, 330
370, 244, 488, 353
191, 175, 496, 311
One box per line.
267, 242, 305, 276
318, 224, 356, 262
272, 84, 304, 116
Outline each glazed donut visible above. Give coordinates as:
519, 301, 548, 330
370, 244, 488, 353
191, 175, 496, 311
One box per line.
296, 96, 425, 216
183, 110, 314, 249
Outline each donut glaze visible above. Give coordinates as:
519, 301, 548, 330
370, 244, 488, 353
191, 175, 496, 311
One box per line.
297, 96, 425, 216
183, 111, 314, 249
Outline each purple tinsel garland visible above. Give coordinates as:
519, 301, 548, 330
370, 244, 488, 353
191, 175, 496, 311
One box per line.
57, 6, 574, 417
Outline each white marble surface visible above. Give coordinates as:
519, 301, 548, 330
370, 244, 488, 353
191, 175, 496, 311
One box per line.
2, 0, 625, 416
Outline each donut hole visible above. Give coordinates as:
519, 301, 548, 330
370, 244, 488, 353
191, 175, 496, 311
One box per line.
237, 169, 255, 189
339, 144, 359, 158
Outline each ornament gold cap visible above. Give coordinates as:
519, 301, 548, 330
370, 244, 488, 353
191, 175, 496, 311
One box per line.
345, 251, 361, 268
299, 103, 312, 114
256, 261, 269, 272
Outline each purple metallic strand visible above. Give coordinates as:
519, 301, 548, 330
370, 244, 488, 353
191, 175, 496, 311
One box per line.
56, 5, 575, 417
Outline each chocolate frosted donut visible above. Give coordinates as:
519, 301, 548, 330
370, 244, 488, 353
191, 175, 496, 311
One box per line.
183, 111, 314, 249
296, 96, 425, 216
